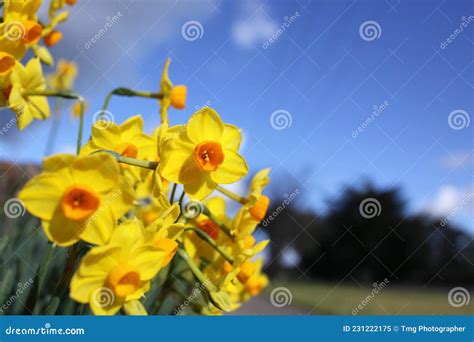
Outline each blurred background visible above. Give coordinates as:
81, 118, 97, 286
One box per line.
1, 0, 473, 315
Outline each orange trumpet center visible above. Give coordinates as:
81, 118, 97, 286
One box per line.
193, 141, 224, 172
114, 142, 138, 158
21, 21, 42, 45
61, 185, 100, 221
249, 195, 270, 221
197, 219, 219, 239
0, 52, 15, 75
106, 265, 141, 298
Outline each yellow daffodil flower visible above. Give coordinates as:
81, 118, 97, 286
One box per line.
158, 58, 187, 122
19, 153, 134, 246
159, 107, 248, 200
246, 168, 271, 221
81, 115, 156, 181
144, 202, 184, 267
8, 58, 50, 130
2, 0, 43, 56
70, 220, 166, 315
47, 59, 77, 90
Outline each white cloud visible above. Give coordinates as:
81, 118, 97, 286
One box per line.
439, 151, 474, 169
421, 184, 474, 218
232, 1, 277, 49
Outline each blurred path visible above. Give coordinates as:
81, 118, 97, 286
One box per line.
227, 295, 308, 315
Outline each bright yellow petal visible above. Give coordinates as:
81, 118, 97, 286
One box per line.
18, 171, 69, 220
122, 299, 148, 315
120, 115, 144, 141
80, 207, 116, 246
210, 149, 248, 184
43, 210, 83, 246
221, 124, 242, 151
186, 107, 224, 143
43, 154, 75, 172
131, 246, 165, 280
90, 121, 122, 150
184, 173, 216, 200
71, 154, 119, 194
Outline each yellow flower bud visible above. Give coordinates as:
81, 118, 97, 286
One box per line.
170, 85, 187, 109
44, 30, 63, 47
249, 195, 270, 221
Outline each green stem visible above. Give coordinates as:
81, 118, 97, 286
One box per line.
169, 183, 178, 203
216, 185, 248, 205
202, 205, 235, 241
24, 90, 85, 154
44, 244, 79, 315
44, 99, 62, 156
177, 248, 216, 292
90, 150, 159, 170
184, 227, 233, 264
100, 87, 163, 119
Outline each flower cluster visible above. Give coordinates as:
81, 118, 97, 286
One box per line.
9, 1, 271, 316
1, 0, 75, 129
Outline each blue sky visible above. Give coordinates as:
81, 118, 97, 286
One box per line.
1, 0, 473, 232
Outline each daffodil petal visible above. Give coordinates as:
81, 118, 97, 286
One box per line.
210, 149, 248, 184
71, 153, 119, 194
221, 124, 242, 151
18, 171, 69, 220
186, 107, 224, 143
